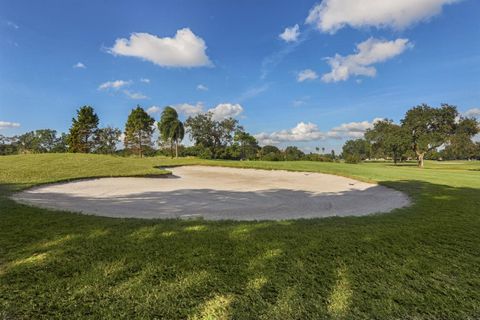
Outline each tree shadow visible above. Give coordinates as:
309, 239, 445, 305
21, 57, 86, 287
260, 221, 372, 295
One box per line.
1, 180, 479, 318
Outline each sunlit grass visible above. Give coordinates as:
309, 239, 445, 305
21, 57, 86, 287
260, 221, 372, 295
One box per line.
0, 154, 479, 318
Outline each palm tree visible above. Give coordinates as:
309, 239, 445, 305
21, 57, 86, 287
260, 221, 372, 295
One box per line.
158, 106, 184, 158
171, 119, 184, 158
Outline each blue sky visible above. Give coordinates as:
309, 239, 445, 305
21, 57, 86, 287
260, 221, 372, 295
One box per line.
1, 0, 479, 152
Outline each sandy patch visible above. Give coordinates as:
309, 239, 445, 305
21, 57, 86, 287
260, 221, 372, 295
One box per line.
12, 166, 410, 220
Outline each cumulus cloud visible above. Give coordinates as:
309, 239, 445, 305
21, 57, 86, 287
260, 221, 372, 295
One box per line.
73, 62, 86, 69
108, 28, 212, 67
328, 118, 384, 138
279, 24, 300, 42
98, 80, 131, 90
464, 108, 480, 118
0, 121, 20, 129
123, 90, 148, 100
255, 122, 326, 145
322, 38, 411, 83
140, 78, 150, 83
208, 103, 244, 121
255, 118, 385, 145
173, 103, 204, 117
197, 84, 208, 91
297, 69, 318, 82
306, 0, 460, 33
172, 102, 244, 120
146, 106, 161, 115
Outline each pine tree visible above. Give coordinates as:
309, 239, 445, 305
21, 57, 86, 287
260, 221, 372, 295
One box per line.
68, 106, 99, 153
124, 106, 155, 157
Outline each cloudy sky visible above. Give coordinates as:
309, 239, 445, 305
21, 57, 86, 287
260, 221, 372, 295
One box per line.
1, 0, 479, 152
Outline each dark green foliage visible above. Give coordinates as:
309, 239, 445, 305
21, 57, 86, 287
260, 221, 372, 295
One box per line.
365, 120, 410, 164
232, 131, 259, 160
344, 153, 362, 164
441, 117, 479, 160
284, 146, 305, 161
342, 139, 371, 161
158, 107, 184, 158
401, 104, 458, 167
94, 127, 121, 154
124, 106, 155, 157
185, 113, 241, 159
260, 145, 283, 161
68, 106, 99, 153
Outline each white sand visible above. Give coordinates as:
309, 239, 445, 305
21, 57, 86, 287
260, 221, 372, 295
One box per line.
12, 166, 410, 220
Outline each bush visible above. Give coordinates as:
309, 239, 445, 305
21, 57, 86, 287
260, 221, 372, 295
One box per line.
344, 154, 362, 164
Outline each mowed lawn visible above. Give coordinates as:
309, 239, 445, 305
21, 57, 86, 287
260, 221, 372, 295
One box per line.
1, 154, 479, 319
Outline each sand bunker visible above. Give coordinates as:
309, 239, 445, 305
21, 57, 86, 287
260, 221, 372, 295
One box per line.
12, 166, 410, 220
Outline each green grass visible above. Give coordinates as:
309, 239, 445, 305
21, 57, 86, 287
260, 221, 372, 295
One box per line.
1, 154, 479, 319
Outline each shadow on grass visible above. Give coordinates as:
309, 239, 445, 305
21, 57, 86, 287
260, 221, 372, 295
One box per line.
1, 180, 479, 319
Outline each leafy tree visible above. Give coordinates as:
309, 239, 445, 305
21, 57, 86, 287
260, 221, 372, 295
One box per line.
233, 131, 259, 160
284, 146, 305, 161
0, 134, 18, 155
442, 117, 479, 159
260, 145, 283, 161
185, 112, 241, 159
401, 104, 458, 167
124, 106, 155, 157
51, 133, 69, 153
17, 131, 36, 153
365, 119, 410, 164
94, 127, 121, 154
342, 139, 371, 161
68, 106, 99, 153
158, 107, 184, 158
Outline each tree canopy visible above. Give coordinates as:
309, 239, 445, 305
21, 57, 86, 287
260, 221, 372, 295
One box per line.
124, 106, 155, 157
68, 106, 99, 153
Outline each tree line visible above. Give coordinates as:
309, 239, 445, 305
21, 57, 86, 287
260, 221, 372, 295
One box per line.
0, 105, 337, 161
2, 103, 478, 166
342, 104, 480, 167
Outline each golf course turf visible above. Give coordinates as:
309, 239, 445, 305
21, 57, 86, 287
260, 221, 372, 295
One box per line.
1, 154, 479, 319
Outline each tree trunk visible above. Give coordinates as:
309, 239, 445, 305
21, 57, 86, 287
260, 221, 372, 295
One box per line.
417, 152, 425, 168
175, 138, 178, 158
138, 132, 142, 158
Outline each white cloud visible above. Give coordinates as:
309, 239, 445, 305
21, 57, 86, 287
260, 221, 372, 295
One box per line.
108, 28, 212, 67
173, 102, 244, 120
279, 24, 300, 42
173, 103, 205, 117
322, 38, 411, 83
255, 122, 326, 145
73, 62, 86, 69
255, 118, 385, 145
238, 84, 270, 101
0, 121, 20, 129
328, 118, 384, 138
464, 108, 480, 118
306, 0, 460, 33
196, 84, 208, 91
297, 69, 318, 82
123, 90, 148, 100
98, 80, 131, 90
208, 103, 244, 121
140, 78, 150, 83
146, 106, 161, 115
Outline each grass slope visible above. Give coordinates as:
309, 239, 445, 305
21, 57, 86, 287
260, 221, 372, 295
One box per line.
1, 154, 479, 319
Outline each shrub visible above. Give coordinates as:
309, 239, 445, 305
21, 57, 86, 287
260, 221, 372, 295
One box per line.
344, 154, 362, 164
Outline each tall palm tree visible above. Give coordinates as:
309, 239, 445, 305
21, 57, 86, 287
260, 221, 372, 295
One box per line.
158, 106, 184, 158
